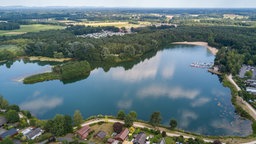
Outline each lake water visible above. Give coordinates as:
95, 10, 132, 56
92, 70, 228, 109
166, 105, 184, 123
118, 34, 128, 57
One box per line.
0, 45, 252, 136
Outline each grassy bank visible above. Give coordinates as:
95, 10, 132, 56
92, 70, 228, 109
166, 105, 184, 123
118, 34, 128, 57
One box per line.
23, 60, 91, 84
23, 72, 60, 84
222, 75, 254, 121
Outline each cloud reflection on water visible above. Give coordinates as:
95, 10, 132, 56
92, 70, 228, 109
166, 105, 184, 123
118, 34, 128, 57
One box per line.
179, 110, 198, 128
111, 54, 161, 83
20, 92, 63, 116
137, 85, 200, 100
117, 99, 133, 109
191, 97, 210, 107
210, 118, 252, 136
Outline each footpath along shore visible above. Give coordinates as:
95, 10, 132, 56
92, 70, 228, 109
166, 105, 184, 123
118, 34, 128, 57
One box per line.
172, 41, 219, 55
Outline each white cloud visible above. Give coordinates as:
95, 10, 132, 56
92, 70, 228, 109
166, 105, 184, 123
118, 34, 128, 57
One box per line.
179, 110, 198, 128
117, 99, 132, 109
20, 97, 63, 116
32, 91, 41, 97
137, 85, 200, 99
161, 64, 175, 79
191, 97, 210, 107
111, 54, 161, 83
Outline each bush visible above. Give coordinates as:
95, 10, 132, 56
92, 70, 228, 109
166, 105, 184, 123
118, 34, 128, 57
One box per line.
113, 122, 123, 134
252, 121, 256, 135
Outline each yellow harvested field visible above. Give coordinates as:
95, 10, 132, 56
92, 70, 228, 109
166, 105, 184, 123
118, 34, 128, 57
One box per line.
73, 21, 152, 28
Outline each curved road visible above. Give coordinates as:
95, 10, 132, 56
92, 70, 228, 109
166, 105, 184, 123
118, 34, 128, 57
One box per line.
82, 118, 256, 144
82, 118, 213, 143
227, 75, 256, 120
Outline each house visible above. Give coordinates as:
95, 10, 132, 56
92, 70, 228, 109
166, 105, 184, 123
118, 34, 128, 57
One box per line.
0, 117, 7, 127
133, 132, 146, 144
95, 131, 106, 139
115, 128, 129, 141
0, 128, 18, 140
26, 128, 44, 140
21, 127, 33, 136
76, 125, 90, 140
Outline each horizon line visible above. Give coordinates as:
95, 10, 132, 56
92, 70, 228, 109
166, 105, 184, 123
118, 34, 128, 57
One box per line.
1, 5, 256, 9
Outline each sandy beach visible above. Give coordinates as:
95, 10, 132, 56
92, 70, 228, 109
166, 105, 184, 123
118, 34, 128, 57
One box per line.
172, 41, 219, 55
28, 56, 72, 62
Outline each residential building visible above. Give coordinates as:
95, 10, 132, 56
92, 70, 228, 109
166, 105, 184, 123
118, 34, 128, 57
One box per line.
77, 125, 90, 140
133, 132, 146, 144
26, 128, 43, 140
115, 128, 129, 141
0, 128, 18, 140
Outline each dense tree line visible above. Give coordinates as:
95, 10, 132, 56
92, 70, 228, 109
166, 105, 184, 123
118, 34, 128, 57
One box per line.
0, 22, 20, 30
2, 24, 256, 75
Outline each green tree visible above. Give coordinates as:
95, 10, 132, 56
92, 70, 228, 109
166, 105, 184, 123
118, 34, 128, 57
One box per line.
8, 104, 20, 112
73, 110, 83, 127
0, 95, 9, 109
245, 70, 253, 78
149, 112, 162, 126
169, 119, 177, 129
252, 121, 256, 134
124, 115, 134, 127
45, 114, 73, 136
117, 110, 126, 120
6, 110, 20, 123
128, 111, 137, 120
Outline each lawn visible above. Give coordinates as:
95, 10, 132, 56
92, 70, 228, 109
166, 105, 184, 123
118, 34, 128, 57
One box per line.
0, 24, 65, 36
88, 122, 114, 144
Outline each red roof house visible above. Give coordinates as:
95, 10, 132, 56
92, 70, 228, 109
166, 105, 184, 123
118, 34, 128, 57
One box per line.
114, 128, 129, 141
76, 125, 90, 140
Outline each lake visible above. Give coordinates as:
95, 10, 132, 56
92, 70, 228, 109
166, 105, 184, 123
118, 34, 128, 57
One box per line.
0, 45, 252, 136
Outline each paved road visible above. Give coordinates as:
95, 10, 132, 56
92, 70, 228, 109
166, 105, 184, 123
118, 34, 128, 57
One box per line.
82, 118, 214, 143
227, 75, 256, 120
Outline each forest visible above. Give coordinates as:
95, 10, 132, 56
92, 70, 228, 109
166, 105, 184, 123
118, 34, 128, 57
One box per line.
1, 24, 255, 75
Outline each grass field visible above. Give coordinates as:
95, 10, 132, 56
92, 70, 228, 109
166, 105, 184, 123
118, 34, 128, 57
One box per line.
0, 24, 65, 36
73, 21, 152, 28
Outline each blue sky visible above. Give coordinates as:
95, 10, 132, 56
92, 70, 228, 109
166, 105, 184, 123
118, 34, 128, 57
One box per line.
0, 0, 255, 8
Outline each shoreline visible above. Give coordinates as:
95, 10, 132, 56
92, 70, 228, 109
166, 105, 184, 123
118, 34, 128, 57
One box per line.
13, 69, 52, 83
172, 41, 219, 55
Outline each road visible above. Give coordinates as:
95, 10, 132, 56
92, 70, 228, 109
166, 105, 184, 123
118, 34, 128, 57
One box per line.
82, 118, 214, 143
227, 75, 256, 120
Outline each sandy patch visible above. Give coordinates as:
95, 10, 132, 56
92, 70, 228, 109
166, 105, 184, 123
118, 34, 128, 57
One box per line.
172, 41, 219, 55
28, 56, 72, 62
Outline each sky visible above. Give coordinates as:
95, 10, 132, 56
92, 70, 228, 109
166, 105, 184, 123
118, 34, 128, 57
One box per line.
0, 0, 255, 8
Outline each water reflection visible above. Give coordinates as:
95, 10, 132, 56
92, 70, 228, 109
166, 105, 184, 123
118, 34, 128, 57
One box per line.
191, 97, 210, 107
20, 91, 63, 116
117, 99, 133, 109
111, 54, 161, 83
179, 110, 198, 128
137, 85, 200, 100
